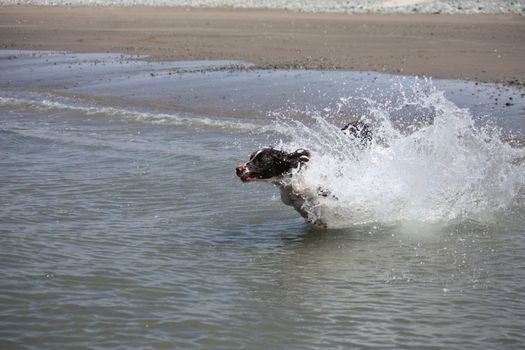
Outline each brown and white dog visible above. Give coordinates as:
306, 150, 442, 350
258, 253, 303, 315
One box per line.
235, 121, 371, 226
236, 147, 317, 222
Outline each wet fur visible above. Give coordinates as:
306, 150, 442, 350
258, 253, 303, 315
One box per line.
236, 121, 371, 227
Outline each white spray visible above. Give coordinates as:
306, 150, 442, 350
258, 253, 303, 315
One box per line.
275, 81, 525, 228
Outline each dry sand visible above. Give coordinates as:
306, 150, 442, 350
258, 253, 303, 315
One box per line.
1, 6, 524, 84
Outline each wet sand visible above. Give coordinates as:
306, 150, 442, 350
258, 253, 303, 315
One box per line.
0, 6, 524, 85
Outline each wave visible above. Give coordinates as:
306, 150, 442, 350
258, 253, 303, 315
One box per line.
0, 95, 283, 134
274, 81, 525, 227
1, 0, 523, 15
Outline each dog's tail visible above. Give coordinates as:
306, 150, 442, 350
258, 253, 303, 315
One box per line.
342, 120, 372, 145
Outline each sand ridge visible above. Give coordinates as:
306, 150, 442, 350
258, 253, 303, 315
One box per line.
0, 6, 524, 85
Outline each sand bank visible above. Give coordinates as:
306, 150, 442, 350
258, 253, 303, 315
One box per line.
1, 6, 524, 84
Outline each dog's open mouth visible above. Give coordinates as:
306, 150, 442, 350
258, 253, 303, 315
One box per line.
239, 173, 261, 182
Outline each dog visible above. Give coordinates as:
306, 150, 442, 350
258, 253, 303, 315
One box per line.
236, 121, 371, 226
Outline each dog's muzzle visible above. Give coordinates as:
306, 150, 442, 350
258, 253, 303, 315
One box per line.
236, 164, 259, 182
236, 164, 248, 177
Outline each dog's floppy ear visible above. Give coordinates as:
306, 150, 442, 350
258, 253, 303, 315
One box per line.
288, 149, 310, 167
295, 149, 311, 162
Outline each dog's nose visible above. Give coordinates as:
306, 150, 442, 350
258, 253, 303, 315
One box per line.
236, 164, 247, 176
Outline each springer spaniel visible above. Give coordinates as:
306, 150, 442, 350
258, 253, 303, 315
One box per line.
235, 121, 371, 227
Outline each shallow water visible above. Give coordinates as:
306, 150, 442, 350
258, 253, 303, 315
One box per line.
1, 51, 525, 349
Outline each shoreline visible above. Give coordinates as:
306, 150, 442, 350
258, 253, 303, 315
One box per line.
1, 6, 525, 85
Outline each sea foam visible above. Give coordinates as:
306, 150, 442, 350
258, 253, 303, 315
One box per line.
1, 0, 524, 14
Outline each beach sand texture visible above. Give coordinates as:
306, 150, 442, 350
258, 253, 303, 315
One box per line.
1, 6, 524, 84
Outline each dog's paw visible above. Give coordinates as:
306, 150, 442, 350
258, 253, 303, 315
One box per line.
307, 218, 328, 229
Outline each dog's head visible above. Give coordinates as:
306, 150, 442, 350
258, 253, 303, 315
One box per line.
236, 148, 310, 183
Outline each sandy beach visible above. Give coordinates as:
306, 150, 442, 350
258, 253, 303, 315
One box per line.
1, 6, 524, 85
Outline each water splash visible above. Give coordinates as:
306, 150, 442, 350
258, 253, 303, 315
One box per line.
275, 81, 525, 228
